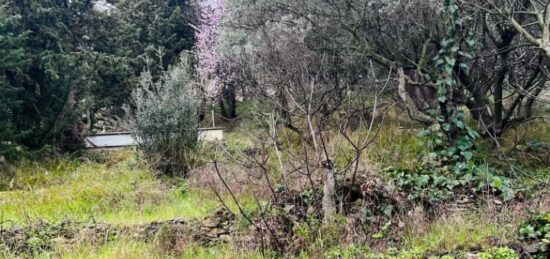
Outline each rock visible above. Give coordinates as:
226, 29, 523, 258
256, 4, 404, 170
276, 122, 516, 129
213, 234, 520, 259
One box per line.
0, 209, 235, 254
78, 223, 117, 244
192, 207, 236, 245
51, 237, 67, 245
131, 219, 187, 241
202, 219, 219, 228
523, 243, 541, 254
219, 234, 232, 242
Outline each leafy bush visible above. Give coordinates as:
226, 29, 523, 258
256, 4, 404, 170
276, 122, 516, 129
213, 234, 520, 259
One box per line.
131, 53, 200, 176
519, 213, 550, 257
386, 113, 514, 205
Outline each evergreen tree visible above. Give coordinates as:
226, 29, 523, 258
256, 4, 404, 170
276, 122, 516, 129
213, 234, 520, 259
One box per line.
0, 0, 197, 154
0, 7, 27, 160
115, 0, 197, 78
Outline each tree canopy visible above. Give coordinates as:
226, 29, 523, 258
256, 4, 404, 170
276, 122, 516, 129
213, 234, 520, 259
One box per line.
0, 0, 197, 157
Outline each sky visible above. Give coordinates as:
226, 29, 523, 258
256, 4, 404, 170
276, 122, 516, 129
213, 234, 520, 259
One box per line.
92, 0, 116, 13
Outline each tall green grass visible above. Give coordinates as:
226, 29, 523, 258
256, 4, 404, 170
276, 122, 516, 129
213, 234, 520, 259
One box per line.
0, 150, 251, 228
402, 212, 513, 255
28, 239, 266, 259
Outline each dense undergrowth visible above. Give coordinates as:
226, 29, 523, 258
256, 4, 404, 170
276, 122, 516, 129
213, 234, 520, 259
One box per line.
2, 0, 550, 257
0, 117, 550, 258
1, 113, 549, 258
0, 150, 255, 228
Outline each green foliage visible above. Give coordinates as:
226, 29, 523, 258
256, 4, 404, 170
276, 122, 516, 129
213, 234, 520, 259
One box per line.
478, 247, 518, 259
0, 8, 27, 161
131, 53, 200, 176
0, 152, 228, 227
291, 215, 351, 255
371, 220, 392, 239
402, 212, 514, 257
432, 0, 479, 145
115, 0, 196, 77
1, 1, 106, 150
0, 0, 197, 155
386, 112, 514, 205
519, 213, 550, 257
386, 122, 514, 204
417, 111, 480, 162
386, 0, 514, 205
324, 244, 370, 259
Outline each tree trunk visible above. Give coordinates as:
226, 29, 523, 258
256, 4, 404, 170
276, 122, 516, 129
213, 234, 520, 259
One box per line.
219, 84, 237, 119
397, 68, 435, 124
321, 159, 336, 224
493, 28, 516, 134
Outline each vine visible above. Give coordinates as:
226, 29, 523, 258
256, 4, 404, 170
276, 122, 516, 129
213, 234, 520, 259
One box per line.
433, 0, 477, 151
386, 0, 514, 205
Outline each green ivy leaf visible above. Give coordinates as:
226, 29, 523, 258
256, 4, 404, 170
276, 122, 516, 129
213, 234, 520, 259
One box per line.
447, 147, 457, 155
500, 187, 515, 201
416, 130, 430, 137
454, 120, 465, 129
462, 151, 473, 161
457, 138, 472, 151
520, 225, 537, 238
449, 4, 459, 13
466, 39, 477, 47
491, 177, 503, 189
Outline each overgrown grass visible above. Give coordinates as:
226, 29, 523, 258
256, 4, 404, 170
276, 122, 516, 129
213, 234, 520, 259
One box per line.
2, 112, 547, 258
366, 121, 423, 169
0, 150, 254, 228
402, 211, 515, 256
27, 239, 266, 259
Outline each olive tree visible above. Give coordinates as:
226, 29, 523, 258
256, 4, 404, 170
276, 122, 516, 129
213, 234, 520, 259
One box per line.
131, 52, 200, 176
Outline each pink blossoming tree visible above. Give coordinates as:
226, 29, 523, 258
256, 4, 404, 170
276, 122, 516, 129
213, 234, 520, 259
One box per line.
194, 0, 226, 99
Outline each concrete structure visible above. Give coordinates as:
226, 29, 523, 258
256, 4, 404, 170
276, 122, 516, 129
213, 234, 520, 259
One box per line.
85, 128, 224, 149
198, 127, 224, 141
85, 132, 137, 149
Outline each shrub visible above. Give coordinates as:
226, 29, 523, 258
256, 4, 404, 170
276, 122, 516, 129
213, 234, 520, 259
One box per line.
519, 213, 550, 257
386, 114, 514, 205
131, 53, 200, 176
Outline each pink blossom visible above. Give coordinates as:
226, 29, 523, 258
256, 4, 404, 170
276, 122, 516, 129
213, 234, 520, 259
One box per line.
194, 0, 226, 98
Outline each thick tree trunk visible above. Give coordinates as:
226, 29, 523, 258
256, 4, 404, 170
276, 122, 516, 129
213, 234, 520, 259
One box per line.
397, 68, 435, 124
198, 97, 207, 122
219, 85, 237, 119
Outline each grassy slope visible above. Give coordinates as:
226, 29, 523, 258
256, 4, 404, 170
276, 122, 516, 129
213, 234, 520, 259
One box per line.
34, 240, 265, 259
2, 119, 549, 258
0, 150, 264, 258
0, 150, 223, 227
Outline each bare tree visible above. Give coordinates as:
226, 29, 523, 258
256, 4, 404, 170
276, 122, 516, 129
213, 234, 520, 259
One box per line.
224, 0, 549, 136
482, 0, 550, 57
